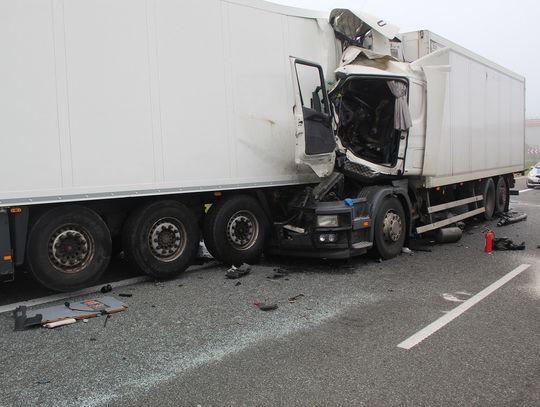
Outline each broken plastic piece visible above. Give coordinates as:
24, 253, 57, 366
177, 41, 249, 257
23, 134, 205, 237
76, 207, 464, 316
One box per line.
226, 264, 251, 279
100, 284, 112, 294
401, 247, 413, 255
13, 306, 43, 331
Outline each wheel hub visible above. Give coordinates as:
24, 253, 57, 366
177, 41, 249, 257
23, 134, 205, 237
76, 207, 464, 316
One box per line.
226, 211, 259, 250
48, 226, 92, 273
382, 211, 403, 243
149, 219, 185, 262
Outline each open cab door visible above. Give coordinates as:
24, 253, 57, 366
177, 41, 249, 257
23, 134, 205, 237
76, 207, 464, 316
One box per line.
291, 58, 336, 178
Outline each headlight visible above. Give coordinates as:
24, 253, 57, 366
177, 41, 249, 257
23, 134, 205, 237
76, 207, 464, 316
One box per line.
317, 215, 339, 228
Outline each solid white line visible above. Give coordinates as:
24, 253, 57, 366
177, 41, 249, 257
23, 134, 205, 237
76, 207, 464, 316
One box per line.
397, 264, 531, 350
519, 189, 533, 193
0, 276, 149, 315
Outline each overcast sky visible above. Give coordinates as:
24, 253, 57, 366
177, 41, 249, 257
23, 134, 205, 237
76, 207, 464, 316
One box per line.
272, 0, 539, 118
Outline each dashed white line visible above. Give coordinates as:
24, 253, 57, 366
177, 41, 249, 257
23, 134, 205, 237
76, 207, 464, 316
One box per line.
0, 276, 149, 315
398, 264, 531, 350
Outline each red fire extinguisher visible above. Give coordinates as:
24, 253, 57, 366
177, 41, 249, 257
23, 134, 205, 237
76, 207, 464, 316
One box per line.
485, 230, 494, 253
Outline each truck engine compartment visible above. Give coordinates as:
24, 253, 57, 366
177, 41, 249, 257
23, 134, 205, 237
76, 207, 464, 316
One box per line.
332, 78, 402, 167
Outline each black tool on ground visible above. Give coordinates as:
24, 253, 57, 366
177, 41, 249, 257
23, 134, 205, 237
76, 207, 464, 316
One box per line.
100, 284, 113, 294
103, 314, 111, 328
493, 238, 526, 251
118, 293, 133, 298
13, 306, 43, 331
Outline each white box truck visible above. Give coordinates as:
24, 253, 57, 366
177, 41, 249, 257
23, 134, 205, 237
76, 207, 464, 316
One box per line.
0, 2, 525, 291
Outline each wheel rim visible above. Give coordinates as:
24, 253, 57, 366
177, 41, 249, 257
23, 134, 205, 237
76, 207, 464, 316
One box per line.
226, 210, 260, 250
485, 185, 495, 216
48, 225, 94, 274
382, 210, 403, 243
148, 218, 187, 262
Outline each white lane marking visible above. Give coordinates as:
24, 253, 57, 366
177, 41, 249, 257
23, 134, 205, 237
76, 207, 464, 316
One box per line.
0, 276, 149, 314
398, 264, 531, 350
519, 189, 533, 193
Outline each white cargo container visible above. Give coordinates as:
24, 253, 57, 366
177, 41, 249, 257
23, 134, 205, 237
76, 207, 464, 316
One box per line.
0, 3, 525, 292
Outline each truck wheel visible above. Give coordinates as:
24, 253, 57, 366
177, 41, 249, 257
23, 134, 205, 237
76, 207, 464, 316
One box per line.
26, 206, 112, 292
373, 196, 406, 260
494, 177, 509, 214
482, 178, 496, 220
122, 201, 199, 279
203, 195, 268, 266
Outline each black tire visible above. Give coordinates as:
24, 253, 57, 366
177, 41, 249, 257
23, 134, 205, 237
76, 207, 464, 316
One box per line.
482, 178, 496, 220
373, 196, 406, 260
26, 206, 112, 292
494, 177, 509, 214
122, 201, 199, 279
203, 195, 269, 266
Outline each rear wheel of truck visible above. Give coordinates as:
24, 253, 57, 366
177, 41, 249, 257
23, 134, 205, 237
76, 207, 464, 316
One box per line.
122, 201, 200, 279
203, 195, 268, 266
482, 178, 496, 220
26, 206, 112, 292
373, 196, 406, 260
494, 177, 509, 214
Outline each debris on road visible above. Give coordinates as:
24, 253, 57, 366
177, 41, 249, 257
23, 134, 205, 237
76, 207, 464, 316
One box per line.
401, 247, 413, 255
100, 284, 113, 294
268, 268, 289, 280
288, 294, 305, 304
13, 306, 43, 331
44, 318, 77, 329
226, 264, 251, 279
118, 293, 133, 298
13, 297, 128, 331
497, 212, 527, 227
493, 238, 526, 251
235, 282, 242, 287
258, 303, 279, 312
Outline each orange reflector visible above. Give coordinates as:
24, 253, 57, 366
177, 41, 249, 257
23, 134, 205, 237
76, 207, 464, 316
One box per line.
214, 192, 223, 197
9, 208, 22, 214
3, 255, 12, 262
363, 221, 370, 228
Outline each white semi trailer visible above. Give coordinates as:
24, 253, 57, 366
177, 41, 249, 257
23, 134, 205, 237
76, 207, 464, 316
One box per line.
0, 1, 525, 291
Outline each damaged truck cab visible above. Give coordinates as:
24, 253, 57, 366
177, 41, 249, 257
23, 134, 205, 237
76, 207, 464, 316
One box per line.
267, 8, 524, 260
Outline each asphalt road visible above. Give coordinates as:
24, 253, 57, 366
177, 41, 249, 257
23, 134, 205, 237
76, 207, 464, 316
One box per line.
0, 179, 538, 407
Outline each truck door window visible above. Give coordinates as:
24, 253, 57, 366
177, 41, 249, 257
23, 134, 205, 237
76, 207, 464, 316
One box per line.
295, 63, 329, 115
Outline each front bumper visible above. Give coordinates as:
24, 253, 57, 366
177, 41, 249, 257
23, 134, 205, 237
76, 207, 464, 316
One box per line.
527, 177, 540, 187
267, 199, 373, 259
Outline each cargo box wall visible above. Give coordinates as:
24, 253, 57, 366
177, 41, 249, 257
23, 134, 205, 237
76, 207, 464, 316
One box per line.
410, 48, 525, 188
0, 0, 339, 207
